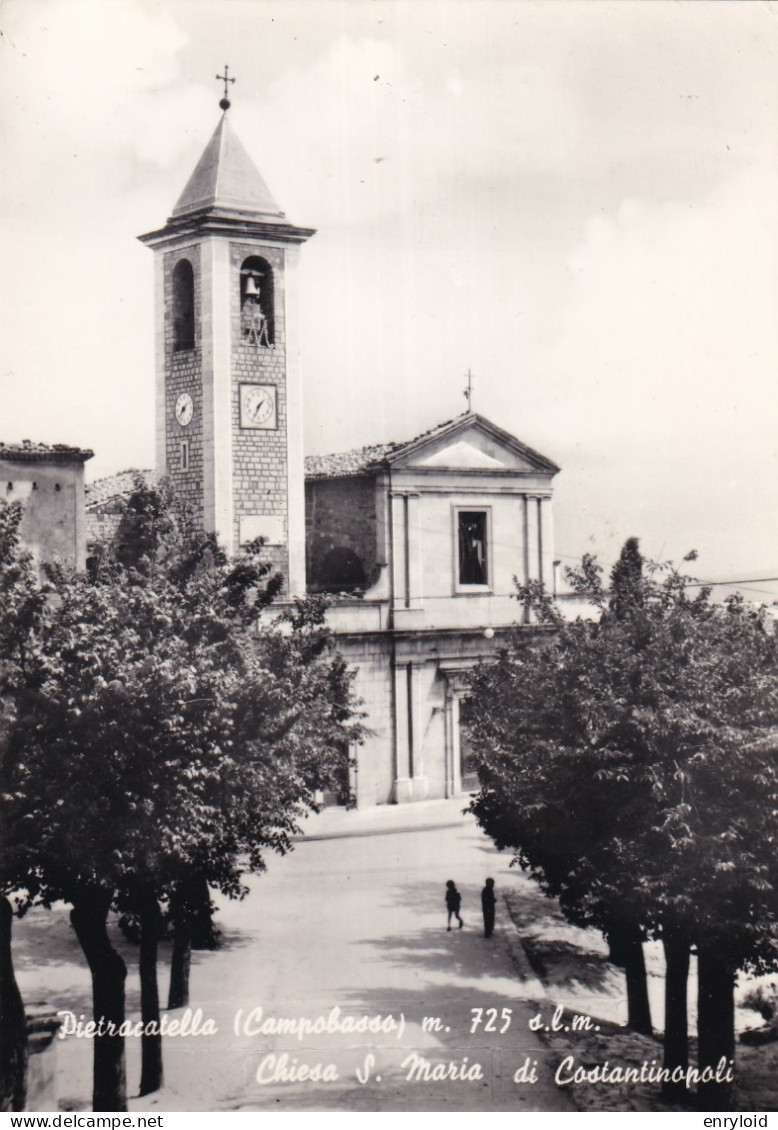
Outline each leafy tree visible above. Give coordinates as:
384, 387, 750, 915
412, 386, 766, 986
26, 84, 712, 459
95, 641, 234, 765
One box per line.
467, 541, 778, 1109
0, 483, 362, 1110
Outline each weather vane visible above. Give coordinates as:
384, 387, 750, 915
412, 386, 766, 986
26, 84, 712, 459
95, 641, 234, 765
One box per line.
463, 369, 474, 413
216, 65, 236, 111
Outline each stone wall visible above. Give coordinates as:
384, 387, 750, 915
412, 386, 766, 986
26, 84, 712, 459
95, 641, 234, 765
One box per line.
229, 242, 289, 581
163, 244, 204, 527
334, 632, 395, 806
1, 460, 86, 570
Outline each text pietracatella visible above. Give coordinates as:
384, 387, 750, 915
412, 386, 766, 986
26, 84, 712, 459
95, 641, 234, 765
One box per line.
57, 1003, 736, 1092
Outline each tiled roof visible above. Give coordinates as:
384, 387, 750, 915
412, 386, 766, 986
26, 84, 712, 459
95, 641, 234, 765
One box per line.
304, 442, 402, 480
85, 469, 156, 511
305, 412, 555, 481
0, 440, 94, 464
304, 416, 467, 480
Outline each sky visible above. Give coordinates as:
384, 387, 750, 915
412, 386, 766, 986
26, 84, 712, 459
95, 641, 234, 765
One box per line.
1, 0, 777, 596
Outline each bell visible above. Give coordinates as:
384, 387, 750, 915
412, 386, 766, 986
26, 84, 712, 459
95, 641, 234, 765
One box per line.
244, 276, 260, 297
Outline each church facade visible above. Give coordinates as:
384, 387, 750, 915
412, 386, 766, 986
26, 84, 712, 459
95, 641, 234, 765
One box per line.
134, 108, 560, 807
304, 414, 558, 805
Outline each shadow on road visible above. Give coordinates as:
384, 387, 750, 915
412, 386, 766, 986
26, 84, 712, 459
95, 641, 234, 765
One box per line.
355, 923, 511, 984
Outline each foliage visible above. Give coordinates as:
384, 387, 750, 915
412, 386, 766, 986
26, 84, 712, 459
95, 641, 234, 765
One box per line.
1, 479, 363, 913
468, 539, 778, 973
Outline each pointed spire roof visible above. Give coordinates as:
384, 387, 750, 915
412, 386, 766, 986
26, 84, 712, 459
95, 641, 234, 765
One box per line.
172, 113, 283, 220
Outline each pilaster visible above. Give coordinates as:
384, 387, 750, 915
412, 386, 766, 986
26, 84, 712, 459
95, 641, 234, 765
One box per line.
200, 238, 234, 551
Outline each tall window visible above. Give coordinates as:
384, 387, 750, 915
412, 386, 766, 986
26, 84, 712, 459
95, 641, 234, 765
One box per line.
240, 256, 274, 346
458, 510, 488, 586
172, 259, 195, 351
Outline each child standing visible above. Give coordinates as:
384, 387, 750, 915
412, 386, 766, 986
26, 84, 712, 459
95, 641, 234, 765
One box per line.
481, 877, 496, 938
445, 880, 464, 931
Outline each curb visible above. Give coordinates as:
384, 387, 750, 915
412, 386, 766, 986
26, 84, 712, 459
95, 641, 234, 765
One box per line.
294, 819, 466, 842
500, 892, 548, 999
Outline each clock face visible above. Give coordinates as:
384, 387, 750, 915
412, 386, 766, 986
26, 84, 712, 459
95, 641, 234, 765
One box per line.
240, 384, 277, 430
175, 392, 194, 427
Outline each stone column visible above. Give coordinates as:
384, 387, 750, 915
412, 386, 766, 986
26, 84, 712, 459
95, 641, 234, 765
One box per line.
538, 495, 554, 593
521, 494, 531, 623
392, 661, 412, 803
200, 237, 234, 553
390, 493, 422, 612
451, 694, 463, 794
526, 496, 540, 583
390, 493, 408, 610
282, 244, 307, 597
153, 253, 167, 475
408, 662, 429, 800
406, 493, 422, 610
444, 686, 455, 798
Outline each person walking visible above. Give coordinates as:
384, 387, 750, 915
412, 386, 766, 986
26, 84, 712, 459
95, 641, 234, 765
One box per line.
481, 877, 496, 938
445, 880, 464, 931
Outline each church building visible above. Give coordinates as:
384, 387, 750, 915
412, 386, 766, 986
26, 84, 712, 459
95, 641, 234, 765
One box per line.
132, 100, 561, 807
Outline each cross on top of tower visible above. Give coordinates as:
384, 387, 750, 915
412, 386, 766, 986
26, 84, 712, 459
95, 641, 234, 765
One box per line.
217, 65, 236, 111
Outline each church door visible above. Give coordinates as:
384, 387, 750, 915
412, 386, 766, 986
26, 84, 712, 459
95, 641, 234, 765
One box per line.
320, 741, 353, 807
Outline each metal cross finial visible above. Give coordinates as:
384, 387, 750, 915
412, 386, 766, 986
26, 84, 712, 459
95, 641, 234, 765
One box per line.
216, 65, 236, 111
463, 368, 474, 413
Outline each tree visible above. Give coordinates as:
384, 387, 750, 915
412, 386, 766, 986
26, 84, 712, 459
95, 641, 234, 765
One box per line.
0, 483, 362, 1110
467, 541, 778, 1109
0, 501, 48, 1111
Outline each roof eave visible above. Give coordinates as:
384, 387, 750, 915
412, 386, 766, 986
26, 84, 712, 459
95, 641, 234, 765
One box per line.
383, 412, 561, 475
138, 210, 316, 248
0, 448, 94, 465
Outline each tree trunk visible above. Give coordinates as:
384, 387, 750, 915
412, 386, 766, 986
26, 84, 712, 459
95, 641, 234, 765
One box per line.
189, 872, 218, 950
696, 941, 735, 1111
610, 919, 652, 1035
167, 915, 191, 1011
70, 895, 127, 1113
166, 869, 211, 1010
662, 926, 691, 1103
606, 931, 626, 968
138, 894, 163, 1096
0, 898, 27, 1112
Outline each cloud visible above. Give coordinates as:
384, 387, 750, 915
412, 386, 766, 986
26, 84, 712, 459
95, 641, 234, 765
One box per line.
1, 0, 191, 201
541, 154, 778, 572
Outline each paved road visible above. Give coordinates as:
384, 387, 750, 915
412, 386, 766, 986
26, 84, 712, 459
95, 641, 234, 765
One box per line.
19, 799, 573, 1111
139, 799, 573, 1112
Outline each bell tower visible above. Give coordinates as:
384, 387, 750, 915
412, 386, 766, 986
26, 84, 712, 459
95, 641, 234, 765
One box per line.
138, 79, 314, 593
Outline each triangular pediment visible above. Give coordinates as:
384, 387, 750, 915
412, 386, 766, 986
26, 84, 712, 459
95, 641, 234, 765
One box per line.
388, 414, 559, 475
416, 439, 509, 469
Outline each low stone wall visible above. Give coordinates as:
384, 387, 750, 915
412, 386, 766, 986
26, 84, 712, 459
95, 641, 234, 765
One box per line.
25, 1006, 62, 1112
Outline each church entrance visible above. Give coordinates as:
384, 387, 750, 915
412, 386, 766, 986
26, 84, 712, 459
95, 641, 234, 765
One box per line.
457, 696, 480, 792
440, 666, 481, 798
319, 741, 354, 807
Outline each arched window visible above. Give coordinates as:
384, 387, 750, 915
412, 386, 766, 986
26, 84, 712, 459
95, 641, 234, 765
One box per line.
172, 259, 195, 351
240, 256, 274, 346
318, 546, 366, 592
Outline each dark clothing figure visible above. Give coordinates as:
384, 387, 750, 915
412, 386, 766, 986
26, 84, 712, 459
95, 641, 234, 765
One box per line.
481, 878, 496, 938
445, 880, 463, 931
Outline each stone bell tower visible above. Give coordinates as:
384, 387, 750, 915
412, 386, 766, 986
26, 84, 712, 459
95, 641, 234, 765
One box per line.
138, 78, 314, 593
